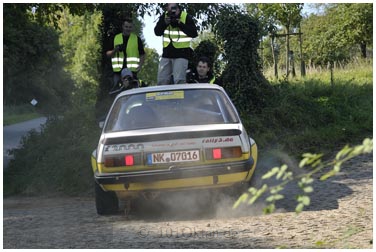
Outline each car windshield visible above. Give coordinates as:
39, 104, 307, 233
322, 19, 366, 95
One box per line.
104, 89, 239, 133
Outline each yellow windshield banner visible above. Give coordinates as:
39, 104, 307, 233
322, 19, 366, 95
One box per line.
146, 91, 184, 101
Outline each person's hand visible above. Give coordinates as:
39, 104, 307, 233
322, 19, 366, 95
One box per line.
164, 16, 171, 25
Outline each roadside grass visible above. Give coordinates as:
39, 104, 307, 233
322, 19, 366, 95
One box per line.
244, 60, 372, 155
3, 104, 41, 125
3, 61, 373, 196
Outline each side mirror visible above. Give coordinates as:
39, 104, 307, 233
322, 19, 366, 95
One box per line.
97, 114, 107, 129
99, 121, 105, 129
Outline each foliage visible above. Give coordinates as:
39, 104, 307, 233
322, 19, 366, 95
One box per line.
58, 8, 102, 106
234, 138, 373, 213
302, 3, 372, 67
4, 105, 100, 196
325, 3, 373, 58
190, 40, 220, 75
25, 3, 97, 28
214, 9, 273, 113
138, 47, 159, 86
257, 3, 303, 32
3, 4, 74, 113
256, 3, 303, 77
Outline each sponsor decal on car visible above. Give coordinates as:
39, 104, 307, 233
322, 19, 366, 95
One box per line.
146, 91, 184, 101
104, 143, 144, 153
202, 137, 234, 144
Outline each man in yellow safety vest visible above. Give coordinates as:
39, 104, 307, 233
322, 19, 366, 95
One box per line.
106, 18, 146, 88
154, 3, 198, 85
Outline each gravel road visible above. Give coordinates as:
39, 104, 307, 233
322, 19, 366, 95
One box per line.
3, 153, 372, 249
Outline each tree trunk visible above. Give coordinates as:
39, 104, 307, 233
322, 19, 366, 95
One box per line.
285, 26, 290, 77
299, 24, 306, 77
291, 51, 296, 77
360, 42, 367, 58
271, 35, 278, 78
330, 61, 334, 87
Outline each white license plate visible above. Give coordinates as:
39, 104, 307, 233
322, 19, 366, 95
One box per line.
147, 150, 200, 164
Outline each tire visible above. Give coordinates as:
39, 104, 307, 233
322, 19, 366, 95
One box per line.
95, 182, 119, 215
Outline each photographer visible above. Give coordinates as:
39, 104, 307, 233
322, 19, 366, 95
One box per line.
106, 18, 145, 88
109, 68, 140, 95
186, 56, 216, 84
154, 3, 198, 85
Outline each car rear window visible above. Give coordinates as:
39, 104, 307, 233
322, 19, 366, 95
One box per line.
104, 89, 239, 132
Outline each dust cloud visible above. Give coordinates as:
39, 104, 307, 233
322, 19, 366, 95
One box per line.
121, 148, 303, 221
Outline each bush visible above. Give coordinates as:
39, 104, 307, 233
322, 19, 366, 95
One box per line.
215, 9, 273, 114
4, 105, 100, 196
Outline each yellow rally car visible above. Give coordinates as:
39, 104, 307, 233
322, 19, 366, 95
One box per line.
91, 84, 257, 215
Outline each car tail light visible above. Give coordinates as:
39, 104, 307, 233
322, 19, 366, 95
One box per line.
212, 148, 222, 159
104, 154, 141, 167
206, 147, 242, 160
124, 155, 134, 166
104, 157, 123, 167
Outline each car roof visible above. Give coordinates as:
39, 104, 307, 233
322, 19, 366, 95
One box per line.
117, 84, 224, 98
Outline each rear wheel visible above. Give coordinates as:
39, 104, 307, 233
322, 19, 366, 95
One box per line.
95, 182, 119, 215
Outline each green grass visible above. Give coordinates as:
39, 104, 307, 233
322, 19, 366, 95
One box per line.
245, 60, 373, 155
3, 104, 41, 125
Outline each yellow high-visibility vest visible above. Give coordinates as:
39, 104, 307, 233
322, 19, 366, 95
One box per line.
163, 11, 191, 49
112, 33, 140, 72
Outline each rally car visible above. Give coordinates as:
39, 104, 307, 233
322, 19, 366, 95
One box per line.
91, 84, 258, 215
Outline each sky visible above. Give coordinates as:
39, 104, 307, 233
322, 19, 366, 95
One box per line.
143, 13, 164, 56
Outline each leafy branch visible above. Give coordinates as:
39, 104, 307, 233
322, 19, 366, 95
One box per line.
233, 138, 373, 213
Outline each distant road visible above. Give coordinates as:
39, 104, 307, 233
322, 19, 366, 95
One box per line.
3, 117, 47, 169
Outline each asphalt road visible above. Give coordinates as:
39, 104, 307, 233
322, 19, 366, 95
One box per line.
3, 117, 47, 169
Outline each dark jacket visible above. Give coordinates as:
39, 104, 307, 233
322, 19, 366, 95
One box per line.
186, 69, 216, 84
154, 12, 198, 59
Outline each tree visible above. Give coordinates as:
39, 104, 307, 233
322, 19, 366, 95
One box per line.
331, 4, 373, 58
257, 3, 303, 77
214, 9, 272, 115
301, 8, 357, 86
138, 47, 159, 85
58, 8, 103, 106
3, 4, 74, 112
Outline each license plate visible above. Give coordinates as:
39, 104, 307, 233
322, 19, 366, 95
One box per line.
147, 150, 200, 164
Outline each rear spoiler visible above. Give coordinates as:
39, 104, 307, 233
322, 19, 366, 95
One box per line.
104, 129, 242, 145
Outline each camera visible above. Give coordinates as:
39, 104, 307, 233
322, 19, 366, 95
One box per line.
186, 69, 198, 83
168, 6, 179, 24
116, 44, 125, 51
122, 76, 139, 89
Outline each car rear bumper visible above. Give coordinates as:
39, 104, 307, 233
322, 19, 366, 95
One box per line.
94, 158, 254, 185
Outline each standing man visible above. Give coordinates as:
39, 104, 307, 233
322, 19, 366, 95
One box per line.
106, 18, 146, 88
154, 3, 198, 85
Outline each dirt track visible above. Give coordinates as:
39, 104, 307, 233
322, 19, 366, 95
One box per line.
3, 153, 373, 249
